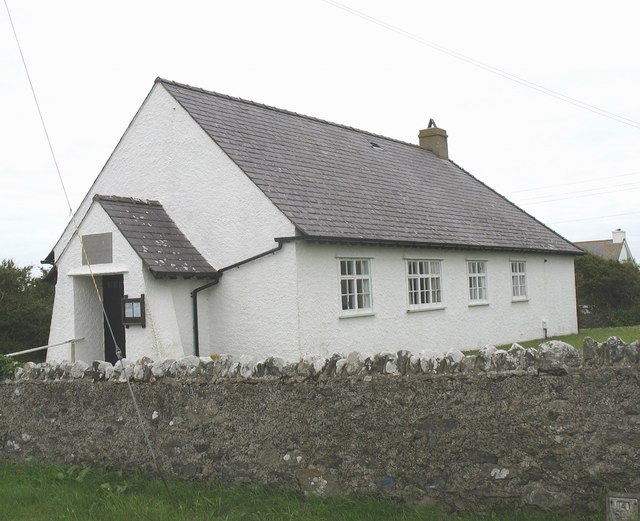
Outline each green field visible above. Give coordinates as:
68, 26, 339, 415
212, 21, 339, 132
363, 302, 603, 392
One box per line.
0, 460, 594, 521
498, 325, 640, 350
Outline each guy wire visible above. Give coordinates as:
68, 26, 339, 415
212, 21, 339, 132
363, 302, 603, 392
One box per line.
4, 0, 173, 501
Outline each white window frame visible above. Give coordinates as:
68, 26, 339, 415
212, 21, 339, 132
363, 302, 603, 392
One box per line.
338, 258, 373, 317
467, 260, 488, 305
511, 260, 528, 301
406, 259, 444, 311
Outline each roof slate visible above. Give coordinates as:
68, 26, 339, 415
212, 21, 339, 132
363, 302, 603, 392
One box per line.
573, 240, 624, 261
159, 78, 581, 255
95, 195, 218, 278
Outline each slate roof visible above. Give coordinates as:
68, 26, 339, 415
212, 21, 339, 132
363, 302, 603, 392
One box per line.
95, 195, 218, 278
158, 78, 581, 255
573, 239, 624, 261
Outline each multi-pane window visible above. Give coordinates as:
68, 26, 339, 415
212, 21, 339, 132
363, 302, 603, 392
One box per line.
407, 260, 442, 307
468, 261, 488, 301
339, 259, 372, 312
511, 261, 527, 299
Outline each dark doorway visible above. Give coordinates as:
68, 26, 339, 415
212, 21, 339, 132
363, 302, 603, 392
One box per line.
103, 275, 126, 364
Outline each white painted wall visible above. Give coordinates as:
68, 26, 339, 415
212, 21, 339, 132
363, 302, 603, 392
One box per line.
47, 202, 200, 362
198, 243, 300, 361
294, 242, 578, 358
52, 83, 295, 268
46, 81, 578, 364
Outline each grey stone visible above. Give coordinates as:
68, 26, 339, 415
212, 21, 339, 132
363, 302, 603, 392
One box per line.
460, 355, 477, 373
113, 359, 134, 381
419, 350, 442, 373
522, 482, 571, 510
505, 343, 526, 370
173, 355, 201, 377
626, 341, 640, 365
320, 354, 342, 377
443, 349, 464, 373
344, 352, 365, 376
537, 341, 581, 370
239, 356, 256, 378
133, 357, 153, 381
524, 347, 539, 368
477, 345, 497, 372
607, 336, 627, 364
21, 362, 39, 380
70, 360, 89, 379
490, 350, 508, 372
253, 356, 286, 378
396, 350, 412, 375
297, 354, 325, 377
295, 468, 339, 497
150, 358, 174, 379
583, 337, 600, 365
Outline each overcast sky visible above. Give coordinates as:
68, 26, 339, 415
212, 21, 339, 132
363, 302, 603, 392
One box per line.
2, 0, 639, 268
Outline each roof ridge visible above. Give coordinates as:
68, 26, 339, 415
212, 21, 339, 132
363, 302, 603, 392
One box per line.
94, 194, 161, 206
155, 77, 425, 151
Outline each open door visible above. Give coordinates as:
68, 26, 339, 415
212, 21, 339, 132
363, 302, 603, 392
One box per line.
103, 275, 126, 363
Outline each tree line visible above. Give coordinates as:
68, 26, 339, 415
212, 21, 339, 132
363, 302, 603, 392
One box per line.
0, 259, 54, 357
574, 253, 640, 328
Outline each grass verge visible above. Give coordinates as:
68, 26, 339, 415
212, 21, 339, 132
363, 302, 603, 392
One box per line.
0, 460, 592, 521
497, 325, 640, 351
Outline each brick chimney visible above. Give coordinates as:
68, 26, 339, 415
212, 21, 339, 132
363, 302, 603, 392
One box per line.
612, 229, 626, 244
419, 119, 448, 159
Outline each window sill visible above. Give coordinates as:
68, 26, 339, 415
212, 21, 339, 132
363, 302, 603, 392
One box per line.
512, 297, 529, 303
468, 301, 490, 307
407, 305, 446, 313
339, 311, 375, 319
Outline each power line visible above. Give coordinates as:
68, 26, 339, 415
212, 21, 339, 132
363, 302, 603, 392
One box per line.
518, 184, 640, 206
320, 0, 640, 131
548, 210, 640, 225
514, 180, 640, 204
507, 171, 640, 195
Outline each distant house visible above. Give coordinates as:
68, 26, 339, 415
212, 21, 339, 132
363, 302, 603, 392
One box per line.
574, 230, 634, 263
45, 78, 581, 364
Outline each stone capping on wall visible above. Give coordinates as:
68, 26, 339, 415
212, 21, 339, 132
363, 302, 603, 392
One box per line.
9, 336, 640, 383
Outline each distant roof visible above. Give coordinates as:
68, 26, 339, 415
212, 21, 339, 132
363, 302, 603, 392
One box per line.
95, 195, 218, 278
158, 78, 581, 255
573, 239, 624, 261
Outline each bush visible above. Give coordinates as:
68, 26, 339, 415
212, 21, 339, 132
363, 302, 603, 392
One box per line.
575, 254, 640, 328
0, 259, 54, 357
0, 354, 18, 380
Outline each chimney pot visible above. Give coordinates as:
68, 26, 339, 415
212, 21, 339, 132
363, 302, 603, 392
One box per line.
419, 126, 448, 159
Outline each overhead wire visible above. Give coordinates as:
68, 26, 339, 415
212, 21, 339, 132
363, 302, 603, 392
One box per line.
320, 0, 640, 131
548, 210, 640, 225
513, 181, 640, 204
3, 0, 173, 502
507, 171, 640, 195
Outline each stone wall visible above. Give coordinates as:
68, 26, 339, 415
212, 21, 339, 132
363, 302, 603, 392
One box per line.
2, 337, 640, 516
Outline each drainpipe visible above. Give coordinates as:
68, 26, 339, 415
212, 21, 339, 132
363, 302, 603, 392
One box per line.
190, 239, 285, 357
191, 276, 220, 357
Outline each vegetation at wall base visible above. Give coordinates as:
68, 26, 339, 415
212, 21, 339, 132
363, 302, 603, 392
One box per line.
0, 460, 598, 521
0, 259, 53, 359
0, 354, 18, 380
